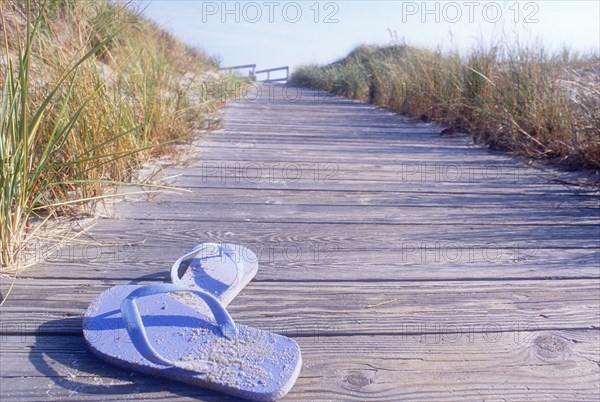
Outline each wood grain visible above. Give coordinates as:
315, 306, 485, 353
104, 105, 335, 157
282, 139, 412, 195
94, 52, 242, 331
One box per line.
18, 247, 600, 281
2, 83, 598, 401
2, 279, 599, 335
1, 331, 598, 401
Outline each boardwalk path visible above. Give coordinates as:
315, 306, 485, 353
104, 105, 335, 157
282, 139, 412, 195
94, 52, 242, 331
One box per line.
1, 83, 599, 400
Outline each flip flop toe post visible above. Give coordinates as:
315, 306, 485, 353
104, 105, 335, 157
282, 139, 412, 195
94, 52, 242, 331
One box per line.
83, 284, 302, 401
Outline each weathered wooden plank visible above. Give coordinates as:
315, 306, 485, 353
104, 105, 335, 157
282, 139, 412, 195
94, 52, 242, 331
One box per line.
193, 139, 592, 166
115, 186, 599, 211
179, 157, 593, 184
1, 330, 598, 401
124, 153, 600, 197
180, 156, 591, 182
201, 140, 500, 155
202, 135, 483, 148
18, 246, 600, 281
196, 144, 549, 166
79, 220, 600, 248
13, 219, 596, 281
155, 179, 599, 199
118, 186, 599, 212
2, 279, 599, 335
112, 201, 599, 225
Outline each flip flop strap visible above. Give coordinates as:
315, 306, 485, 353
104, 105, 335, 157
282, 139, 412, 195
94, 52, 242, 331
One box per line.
120, 284, 239, 372
170, 243, 243, 293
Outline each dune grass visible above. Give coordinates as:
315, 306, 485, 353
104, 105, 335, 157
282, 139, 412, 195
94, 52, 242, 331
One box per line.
0, 0, 237, 270
291, 43, 600, 170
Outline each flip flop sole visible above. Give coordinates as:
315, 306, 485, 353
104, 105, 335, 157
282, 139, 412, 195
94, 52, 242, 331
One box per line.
83, 285, 302, 401
174, 243, 259, 306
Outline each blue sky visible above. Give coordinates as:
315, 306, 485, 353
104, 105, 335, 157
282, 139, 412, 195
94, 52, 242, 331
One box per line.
134, 1, 600, 72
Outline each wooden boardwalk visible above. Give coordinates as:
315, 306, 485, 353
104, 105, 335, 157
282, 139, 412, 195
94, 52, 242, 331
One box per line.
1, 83, 599, 401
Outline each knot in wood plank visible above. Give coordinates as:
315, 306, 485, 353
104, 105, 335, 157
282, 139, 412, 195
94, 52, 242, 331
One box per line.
533, 333, 570, 359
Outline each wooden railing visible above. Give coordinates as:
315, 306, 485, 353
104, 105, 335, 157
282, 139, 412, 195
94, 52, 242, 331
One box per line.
219, 64, 257, 80
219, 65, 289, 83
255, 66, 289, 83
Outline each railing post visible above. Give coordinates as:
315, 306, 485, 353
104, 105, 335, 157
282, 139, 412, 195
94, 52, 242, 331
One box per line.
254, 66, 290, 83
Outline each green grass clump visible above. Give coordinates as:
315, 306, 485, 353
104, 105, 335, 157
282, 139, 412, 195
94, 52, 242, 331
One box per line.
0, 0, 237, 269
291, 43, 600, 170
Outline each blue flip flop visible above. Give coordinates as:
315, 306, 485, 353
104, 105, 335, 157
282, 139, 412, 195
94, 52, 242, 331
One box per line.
83, 284, 302, 401
171, 243, 258, 306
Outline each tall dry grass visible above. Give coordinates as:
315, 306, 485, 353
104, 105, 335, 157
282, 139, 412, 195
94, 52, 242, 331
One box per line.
0, 0, 237, 270
291, 43, 600, 170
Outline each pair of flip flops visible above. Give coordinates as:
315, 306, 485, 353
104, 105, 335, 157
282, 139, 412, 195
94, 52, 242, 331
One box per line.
83, 243, 302, 401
